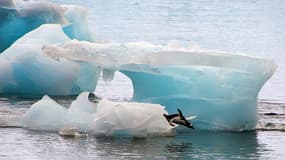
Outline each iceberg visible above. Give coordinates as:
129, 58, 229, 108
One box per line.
22, 92, 175, 137
0, 24, 100, 96
65, 92, 97, 131
120, 52, 277, 130
44, 41, 277, 131
0, 0, 91, 52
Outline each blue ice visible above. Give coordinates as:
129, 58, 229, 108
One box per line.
120, 52, 277, 130
0, 0, 91, 53
0, 24, 100, 96
45, 41, 277, 130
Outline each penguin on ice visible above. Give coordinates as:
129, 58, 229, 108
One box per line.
163, 109, 195, 129
88, 92, 101, 103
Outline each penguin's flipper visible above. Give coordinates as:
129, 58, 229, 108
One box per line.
177, 109, 184, 117
186, 116, 197, 120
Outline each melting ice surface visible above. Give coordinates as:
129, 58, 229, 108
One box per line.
22, 92, 174, 137
44, 40, 277, 131
0, 0, 91, 52
0, 24, 100, 96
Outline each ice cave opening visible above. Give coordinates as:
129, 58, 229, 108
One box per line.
94, 71, 134, 101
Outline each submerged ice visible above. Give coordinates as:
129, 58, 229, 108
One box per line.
44, 40, 277, 131
0, 24, 100, 96
23, 93, 175, 137
0, 0, 91, 52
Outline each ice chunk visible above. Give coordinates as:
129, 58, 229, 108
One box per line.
44, 41, 276, 131
0, 116, 23, 128
0, 0, 91, 52
102, 68, 116, 82
59, 127, 88, 137
0, 24, 100, 96
65, 92, 97, 131
22, 95, 67, 131
61, 5, 92, 41
22, 94, 175, 137
120, 51, 277, 130
90, 99, 174, 137
22, 93, 96, 132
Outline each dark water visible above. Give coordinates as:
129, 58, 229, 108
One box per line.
0, 128, 283, 160
1, 0, 285, 159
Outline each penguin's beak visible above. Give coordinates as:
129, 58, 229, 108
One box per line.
189, 124, 195, 129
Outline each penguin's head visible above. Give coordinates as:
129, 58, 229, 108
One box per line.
88, 92, 101, 103
187, 121, 195, 129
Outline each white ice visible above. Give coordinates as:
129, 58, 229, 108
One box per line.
22, 95, 67, 131
22, 93, 175, 137
90, 99, 173, 137
65, 92, 97, 131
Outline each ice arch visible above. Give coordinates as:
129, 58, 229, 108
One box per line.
120, 51, 276, 130
43, 40, 276, 130
94, 71, 134, 101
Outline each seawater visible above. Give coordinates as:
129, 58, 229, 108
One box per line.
1, 0, 285, 159
0, 128, 284, 160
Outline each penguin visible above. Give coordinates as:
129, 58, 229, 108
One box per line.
163, 109, 195, 129
88, 92, 101, 103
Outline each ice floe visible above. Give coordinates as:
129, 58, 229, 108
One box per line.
22, 93, 176, 137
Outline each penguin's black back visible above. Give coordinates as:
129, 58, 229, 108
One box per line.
163, 113, 179, 122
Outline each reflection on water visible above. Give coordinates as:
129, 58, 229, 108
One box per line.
2, 128, 284, 160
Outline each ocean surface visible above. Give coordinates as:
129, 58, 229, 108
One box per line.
1, 0, 285, 159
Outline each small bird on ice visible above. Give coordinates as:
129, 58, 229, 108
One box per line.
163, 109, 196, 129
